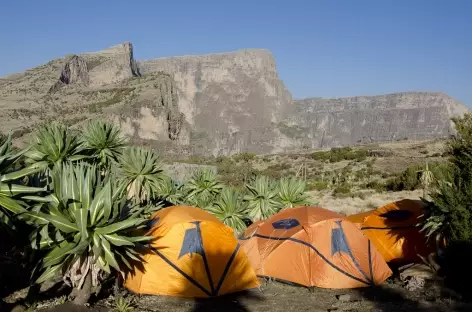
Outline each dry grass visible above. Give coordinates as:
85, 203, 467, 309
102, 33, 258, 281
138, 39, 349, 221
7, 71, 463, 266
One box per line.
308, 189, 424, 216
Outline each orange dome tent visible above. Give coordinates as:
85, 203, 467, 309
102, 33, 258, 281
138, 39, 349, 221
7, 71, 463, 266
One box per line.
239, 206, 392, 289
124, 206, 260, 297
347, 199, 434, 263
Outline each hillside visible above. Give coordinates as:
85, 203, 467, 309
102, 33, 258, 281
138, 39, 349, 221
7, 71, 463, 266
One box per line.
0, 41, 469, 156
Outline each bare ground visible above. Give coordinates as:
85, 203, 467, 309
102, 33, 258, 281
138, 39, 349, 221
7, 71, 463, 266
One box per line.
36, 278, 471, 312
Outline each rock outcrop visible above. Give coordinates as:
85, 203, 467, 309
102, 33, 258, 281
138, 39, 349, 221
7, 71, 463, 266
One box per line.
283, 92, 469, 149
137, 49, 293, 155
49, 55, 89, 93
49, 41, 141, 91
0, 41, 469, 156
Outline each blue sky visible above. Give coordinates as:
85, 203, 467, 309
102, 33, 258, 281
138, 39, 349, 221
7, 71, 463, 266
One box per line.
1, 0, 471, 104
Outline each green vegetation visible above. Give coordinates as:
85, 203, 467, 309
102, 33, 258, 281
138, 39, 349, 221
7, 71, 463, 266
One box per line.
383, 162, 451, 192
88, 88, 136, 113
0, 120, 312, 306
312, 146, 368, 163
422, 114, 472, 242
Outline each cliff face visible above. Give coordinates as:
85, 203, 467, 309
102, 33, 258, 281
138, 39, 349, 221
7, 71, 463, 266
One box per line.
0, 41, 469, 155
284, 92, 469, 149
135, 49, 293, 155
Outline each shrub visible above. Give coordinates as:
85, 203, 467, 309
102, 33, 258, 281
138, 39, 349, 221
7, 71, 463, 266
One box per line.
232, 152, 257, 162
311, 147, 368, 163
422, 114, 472, 243
307, 180, 329, 191
332, 184, 352, 198
385, 162, 451, 192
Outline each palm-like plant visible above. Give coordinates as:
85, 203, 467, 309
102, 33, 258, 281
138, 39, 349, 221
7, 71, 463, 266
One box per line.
184, 169, 223, 208
277, 176, 311, 209
116, 147, 166, 203
81, 120, 127, 170
244, 175, 281, 221
24, 122, 87, 172
25, 162, 151, 305
0, 134, 43, 229
207, 188, 249, 234
157, 176, 185, 205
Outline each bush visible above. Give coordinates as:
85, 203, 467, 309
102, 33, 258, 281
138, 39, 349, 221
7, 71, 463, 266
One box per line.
384, 161, 451, 192
332, 184, 352, 198
423, 114, 472, 243
232, 152, 257, 162
365, 180, 387, 192
307, 180, 329, 191
311, 147, 368, 163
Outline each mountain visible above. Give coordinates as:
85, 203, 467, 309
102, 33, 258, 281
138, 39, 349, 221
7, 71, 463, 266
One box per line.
0, 42, 468, 156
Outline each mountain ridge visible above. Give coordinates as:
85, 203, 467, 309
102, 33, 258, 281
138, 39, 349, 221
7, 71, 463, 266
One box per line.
0, 41, 468, 155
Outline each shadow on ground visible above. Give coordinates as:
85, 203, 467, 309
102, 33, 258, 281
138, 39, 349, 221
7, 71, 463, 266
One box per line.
189, 289, 264, 312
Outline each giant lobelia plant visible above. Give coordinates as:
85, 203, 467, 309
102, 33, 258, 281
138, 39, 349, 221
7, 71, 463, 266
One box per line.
24, 122, 88, 173
207, 187, 249, 234
0, 133, 43, 230
116, 147, 167, 204
277, 176, 311, 209
25, 162, 151, 305
81, 120, 127, 171
244, 175, 281, 221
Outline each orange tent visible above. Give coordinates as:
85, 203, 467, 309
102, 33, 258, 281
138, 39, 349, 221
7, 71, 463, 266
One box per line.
347, 199, 434, 263
124, 206, 260, 297
239, 206, 392, 288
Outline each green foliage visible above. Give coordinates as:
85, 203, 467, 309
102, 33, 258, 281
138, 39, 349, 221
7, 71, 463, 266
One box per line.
207, 188, 249, 234
184, 169, 224, 208
232, 152, 257, 162
244, 176, 281, 221
385, 162, 452, 192
0, 134, 43, 229
116, 147, 166, 203
307, 180, 329, 191
423, 114, 472, 242
24, 122, 87, 172
157, 176, 185, 205
332, 184, 352, 198
277, 177, 311, 208
312, 147, 368, 163
113, 296, 135, 312
81, 120, 127, 169
26, 162, 151, 289
216, 158, 257, 187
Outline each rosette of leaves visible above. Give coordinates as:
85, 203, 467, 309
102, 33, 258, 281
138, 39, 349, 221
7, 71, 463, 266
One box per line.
81, 120, 127, 170
26, 162, 151, 305
277, 176, 311, 209
24, 122, 87, 172
184, 169, 223, 208
244, 175, 281, 221
116, 147, 167, 204
207, 188, 249, 234
0, 133, 43, 230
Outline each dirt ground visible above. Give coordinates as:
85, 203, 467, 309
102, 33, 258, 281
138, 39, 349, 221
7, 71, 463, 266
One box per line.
87, 278, 471, 312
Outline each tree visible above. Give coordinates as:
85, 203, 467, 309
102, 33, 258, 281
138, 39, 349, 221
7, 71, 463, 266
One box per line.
25, 162, 151, 305
244, 176, 281, 221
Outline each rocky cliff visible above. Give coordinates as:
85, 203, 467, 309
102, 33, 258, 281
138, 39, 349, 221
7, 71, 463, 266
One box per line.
0, 41, 468, 155
281, 92, 469, 149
